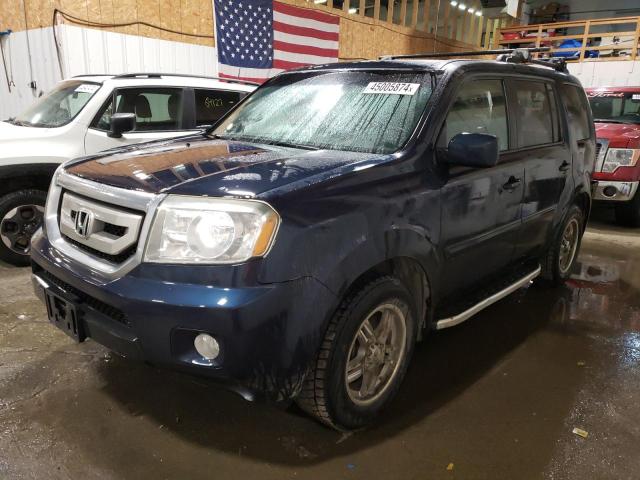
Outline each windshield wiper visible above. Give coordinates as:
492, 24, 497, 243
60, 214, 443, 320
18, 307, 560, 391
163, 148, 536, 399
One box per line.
259, 139, 319, 151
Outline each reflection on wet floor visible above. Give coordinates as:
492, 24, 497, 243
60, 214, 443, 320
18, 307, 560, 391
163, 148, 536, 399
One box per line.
1, 210, 640, 479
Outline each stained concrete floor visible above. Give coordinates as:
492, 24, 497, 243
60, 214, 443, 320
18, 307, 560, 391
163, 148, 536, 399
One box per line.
1, 209, 640, 480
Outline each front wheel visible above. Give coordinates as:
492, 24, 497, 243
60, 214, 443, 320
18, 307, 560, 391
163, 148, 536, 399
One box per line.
296, 276, 417, 430
0, 190, 47, 266
540, 205, 584, 285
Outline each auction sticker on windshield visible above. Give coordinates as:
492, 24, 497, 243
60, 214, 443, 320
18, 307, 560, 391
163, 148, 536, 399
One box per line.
363, 82, 420, 95
75, 84, 100, 94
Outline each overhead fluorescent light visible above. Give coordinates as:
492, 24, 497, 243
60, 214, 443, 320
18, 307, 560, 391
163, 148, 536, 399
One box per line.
314, 0, 327, 4
468, 8, 475, 13
450, 1, 458, 6
458, 3, 466, 10
348, 7, 357, 13
475, 10, 482, 16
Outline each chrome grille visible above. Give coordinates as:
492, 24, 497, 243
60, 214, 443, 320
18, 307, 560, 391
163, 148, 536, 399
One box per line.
59, 192, 144, 263
595, 139, 609, 172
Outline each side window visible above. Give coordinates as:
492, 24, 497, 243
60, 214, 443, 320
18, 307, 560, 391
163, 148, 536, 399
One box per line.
195, 89, 243, 127
514, 81, 556, 148
440, 79, 509, 151
92, 88, 184, 131
560, 84, 592, 141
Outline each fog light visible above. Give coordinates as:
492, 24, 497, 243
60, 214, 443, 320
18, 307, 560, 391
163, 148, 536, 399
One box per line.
194, 333, 220, 360
603, 186, 617, 197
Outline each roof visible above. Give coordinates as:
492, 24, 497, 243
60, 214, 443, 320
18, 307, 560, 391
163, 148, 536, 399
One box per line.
289, 58, 578, 83
67, 73, 256, 92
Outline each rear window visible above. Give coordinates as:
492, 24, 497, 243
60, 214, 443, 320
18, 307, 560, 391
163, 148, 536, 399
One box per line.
195, 89, 244, 127
561, 84, 592, 141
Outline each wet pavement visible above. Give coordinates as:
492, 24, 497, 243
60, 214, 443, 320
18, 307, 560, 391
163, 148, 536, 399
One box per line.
1, 208, 639, 480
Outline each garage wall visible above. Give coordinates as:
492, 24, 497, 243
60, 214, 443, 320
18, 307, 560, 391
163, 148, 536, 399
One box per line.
568, 61, 640, 87
0, 25, 217, 120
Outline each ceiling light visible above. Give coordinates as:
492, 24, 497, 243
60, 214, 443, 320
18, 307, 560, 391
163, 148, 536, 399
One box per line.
348, 7, 357, 13
475, 10, 482, 16
458, 3, 466, 10
450, 1, 458, 6
314, 0, 327, 4
468, 7, 475, 13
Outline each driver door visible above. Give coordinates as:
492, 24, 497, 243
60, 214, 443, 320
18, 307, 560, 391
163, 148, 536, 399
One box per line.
84, 87, 197, 155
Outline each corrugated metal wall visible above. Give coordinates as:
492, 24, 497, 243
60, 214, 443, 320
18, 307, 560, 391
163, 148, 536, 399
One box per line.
0, 25, 217, 120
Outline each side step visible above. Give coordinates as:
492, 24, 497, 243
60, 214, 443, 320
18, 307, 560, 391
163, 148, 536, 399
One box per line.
435, 266, 542, 330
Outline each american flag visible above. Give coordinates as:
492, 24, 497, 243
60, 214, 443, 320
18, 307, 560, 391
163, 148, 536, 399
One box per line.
214, 0, 340, 83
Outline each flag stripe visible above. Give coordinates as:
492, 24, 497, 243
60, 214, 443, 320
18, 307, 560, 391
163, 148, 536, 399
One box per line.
274, 11, 339, 34
272, 20, 339, 41
273, 30, 338, 50
273, 40, 337, 58
273, 1, 340, 25
273, 59, 318, 70
274, 49, 334, 65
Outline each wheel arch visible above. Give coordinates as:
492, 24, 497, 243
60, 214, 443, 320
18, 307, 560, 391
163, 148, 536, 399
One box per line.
0, 164, 60, 195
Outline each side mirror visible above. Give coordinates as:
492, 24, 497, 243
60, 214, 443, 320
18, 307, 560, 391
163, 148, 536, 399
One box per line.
445, 132, 499, 168
108, 113, 136, 138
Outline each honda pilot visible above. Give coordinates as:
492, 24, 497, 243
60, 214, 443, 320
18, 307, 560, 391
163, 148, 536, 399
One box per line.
30, 56, 595, 429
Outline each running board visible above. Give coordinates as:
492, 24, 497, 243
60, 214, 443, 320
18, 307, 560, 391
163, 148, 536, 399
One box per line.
435, 266, 542, 330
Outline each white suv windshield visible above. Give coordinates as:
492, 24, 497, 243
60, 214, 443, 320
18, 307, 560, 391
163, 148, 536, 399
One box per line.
212, 71, 433, 154
12, 81, 101, 128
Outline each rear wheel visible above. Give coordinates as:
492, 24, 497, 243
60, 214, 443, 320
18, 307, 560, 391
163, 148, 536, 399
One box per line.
541, 205, 584, 285
614, 192, 640, 227
296, 276, 417, 430
0, 190, 47, 266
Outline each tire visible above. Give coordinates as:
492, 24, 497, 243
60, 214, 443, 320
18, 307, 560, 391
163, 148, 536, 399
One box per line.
0, 190, 47, 267
540, 205, 584, 286
614, 192, 640, 227
296, 276, 417, 430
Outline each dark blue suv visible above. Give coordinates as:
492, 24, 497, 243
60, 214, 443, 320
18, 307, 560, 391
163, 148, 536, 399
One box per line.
31, 56, 596, 429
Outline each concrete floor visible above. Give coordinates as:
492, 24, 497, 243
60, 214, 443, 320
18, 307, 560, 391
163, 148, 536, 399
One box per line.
1, 209, 640, 480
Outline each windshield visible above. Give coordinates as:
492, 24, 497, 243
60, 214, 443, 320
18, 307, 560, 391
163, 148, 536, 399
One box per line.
212, 71, 433, 154
587, 91, 640, 124
11, 81, 101, 128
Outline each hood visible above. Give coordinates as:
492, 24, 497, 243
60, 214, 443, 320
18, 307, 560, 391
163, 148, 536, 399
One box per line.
595, 122, 640, 148
0, 120, 62, 141
64, 135, 386, 198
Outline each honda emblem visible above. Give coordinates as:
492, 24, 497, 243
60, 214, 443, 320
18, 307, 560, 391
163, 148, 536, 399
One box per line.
74, 209, 93, 238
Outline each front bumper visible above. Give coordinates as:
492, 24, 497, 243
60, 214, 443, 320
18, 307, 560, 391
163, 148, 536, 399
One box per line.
592, 180, 639, 202
31, 232, 336, 402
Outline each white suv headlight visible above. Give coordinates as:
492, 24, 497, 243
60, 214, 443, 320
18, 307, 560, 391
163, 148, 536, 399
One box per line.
144, 196, 280, 264
602, 148, 640, 173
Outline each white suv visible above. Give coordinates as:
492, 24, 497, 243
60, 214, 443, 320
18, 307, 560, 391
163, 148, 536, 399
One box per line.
0, 73, 255, 265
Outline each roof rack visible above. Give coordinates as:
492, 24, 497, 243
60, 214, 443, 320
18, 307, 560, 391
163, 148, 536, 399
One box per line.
111, 73, 260, 86
73, 73, 259, 86
380, 47, 568, 73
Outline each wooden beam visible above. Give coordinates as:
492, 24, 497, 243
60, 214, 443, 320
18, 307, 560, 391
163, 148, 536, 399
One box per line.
579, 20, 590, 61
343, 0, 350, 14
388, 0, 395, 24
441, 1, 451, 38
632, 17, 640, 61
450, 4, 459, 41
475, 15, 483, 46
483, 17, 492, 49
359, 0, 366, 16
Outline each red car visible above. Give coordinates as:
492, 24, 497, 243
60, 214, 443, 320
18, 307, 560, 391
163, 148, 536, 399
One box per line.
586, 87, 640, 226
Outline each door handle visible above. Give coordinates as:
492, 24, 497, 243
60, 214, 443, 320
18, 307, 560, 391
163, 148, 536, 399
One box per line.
559, 160, 570, 172
502, 176, 521, 192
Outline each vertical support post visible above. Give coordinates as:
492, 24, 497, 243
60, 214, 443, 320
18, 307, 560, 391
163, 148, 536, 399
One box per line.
491, 18, 500, 48
579, 20, 590, 61
374, 0, 381, 20
442, 1, 451, 38
451, 4, 459, 41
360, 0, 366, 16
327, 0, 334, 9
534, 24, 543, 58
476, 15, 483, 46
388, 0, 395, 24
400, 0, 408, 26
343, 0, 350, 14
411, 0, 419, 28
422, 0, 432, 32
483, 17, 492, 49
631, 17, 640, 61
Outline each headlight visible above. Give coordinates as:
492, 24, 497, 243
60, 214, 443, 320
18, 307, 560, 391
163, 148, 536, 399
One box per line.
602, 148, 640, 173
144, 196, 280, 264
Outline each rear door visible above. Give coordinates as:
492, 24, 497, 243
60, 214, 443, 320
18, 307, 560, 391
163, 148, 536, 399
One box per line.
508, 79, 573, 261
84, 87, 198, 155
438, 77, 525, 296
